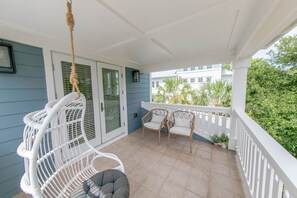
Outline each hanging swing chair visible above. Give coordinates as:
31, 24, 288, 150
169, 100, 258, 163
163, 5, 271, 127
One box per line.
17, 1, 129, 197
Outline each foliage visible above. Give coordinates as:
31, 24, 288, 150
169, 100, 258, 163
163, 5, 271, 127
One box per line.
220, 134, 229, 143
223, 62, 232, 71
210, 134, 221, 143
194, 81, 232, 107
246, 58, 297, 157
268, 35, 297, 70
153, 77, 196, 104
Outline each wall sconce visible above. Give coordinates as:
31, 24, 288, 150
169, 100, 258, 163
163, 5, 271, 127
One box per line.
132, 70, 140, 82
0, 41, 16, 73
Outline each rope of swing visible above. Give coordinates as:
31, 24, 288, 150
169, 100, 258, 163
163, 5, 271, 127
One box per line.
66, 0, 80, 96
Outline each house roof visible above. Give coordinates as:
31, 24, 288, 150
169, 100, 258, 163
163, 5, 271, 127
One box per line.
0, 0, 297, 72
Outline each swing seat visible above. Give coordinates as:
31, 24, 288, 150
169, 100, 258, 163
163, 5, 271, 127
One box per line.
17, 92, 129, 198
71, 169, 129, 198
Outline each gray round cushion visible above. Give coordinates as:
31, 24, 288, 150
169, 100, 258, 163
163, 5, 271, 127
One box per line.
71, 169, 130, 198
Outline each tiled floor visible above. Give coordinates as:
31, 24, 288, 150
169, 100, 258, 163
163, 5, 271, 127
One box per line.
15, 128, 246, 198
101, 129, 246, 198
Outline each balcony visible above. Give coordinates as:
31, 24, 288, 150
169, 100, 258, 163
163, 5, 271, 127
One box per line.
135, 102, 297, 198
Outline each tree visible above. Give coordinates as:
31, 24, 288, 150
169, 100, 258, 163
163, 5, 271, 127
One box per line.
246, 58, 297, 157
268, 35, 297, 70
194, 81, 232, 107
153, 77, 196, 104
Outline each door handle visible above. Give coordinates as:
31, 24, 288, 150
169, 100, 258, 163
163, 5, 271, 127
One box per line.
100, 103, 104, 112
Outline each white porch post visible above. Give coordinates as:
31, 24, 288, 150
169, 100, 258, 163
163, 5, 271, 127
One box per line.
228, 58, 251, 150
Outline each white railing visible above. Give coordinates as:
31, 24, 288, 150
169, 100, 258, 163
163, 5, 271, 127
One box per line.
141, 102, 231, 140
234, 108, 297, 198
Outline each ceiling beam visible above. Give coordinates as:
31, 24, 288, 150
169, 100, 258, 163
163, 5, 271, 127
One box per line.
237, 0, 297, 59
146, 0, 236, 37
95, 0, 175, 59
140, 49, 234, 73
235, 0, 281, 58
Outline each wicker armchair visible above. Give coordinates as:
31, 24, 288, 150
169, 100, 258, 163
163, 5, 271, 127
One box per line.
142, 108, 168, 144
167, 110, 195, 153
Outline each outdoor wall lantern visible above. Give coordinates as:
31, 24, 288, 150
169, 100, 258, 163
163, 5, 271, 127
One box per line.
0, 42, 16, 73
132, 70, 140, 82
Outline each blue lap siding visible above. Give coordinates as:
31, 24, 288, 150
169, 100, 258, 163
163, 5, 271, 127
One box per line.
125, 68, 150, 133
0, 39, 47, 198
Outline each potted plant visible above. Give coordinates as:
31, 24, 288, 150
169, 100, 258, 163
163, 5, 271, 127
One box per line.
220, 134, 229, 149
210, 134, 221, 146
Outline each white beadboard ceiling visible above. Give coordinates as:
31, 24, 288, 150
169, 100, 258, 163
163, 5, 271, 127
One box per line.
0, 0, 297, 71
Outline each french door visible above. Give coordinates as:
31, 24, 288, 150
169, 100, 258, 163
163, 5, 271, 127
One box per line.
53, 52, 101, 150
97, 62, 125, 143
52, 52, 125, 149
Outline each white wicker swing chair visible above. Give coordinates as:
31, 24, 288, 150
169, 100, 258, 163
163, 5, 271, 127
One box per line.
17, 92, 126, 198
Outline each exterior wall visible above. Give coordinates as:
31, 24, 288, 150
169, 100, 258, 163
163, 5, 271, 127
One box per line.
126, 68, 150, 133
0, 39, 47, 198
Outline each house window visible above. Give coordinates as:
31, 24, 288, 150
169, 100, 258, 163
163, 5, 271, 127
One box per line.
156, 81, 159, 87
207, 65, 212, 69
183, 68, 188, 71
198, 66, 203, 70
206, 77, 211, 82
198, 77, 203, 82
183, 79, 187, 83
152, 81, 155, 88
190, 67, 195, 71
190, 78, 195, 83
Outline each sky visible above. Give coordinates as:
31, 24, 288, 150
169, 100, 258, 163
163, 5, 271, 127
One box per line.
253, 26, 297, 59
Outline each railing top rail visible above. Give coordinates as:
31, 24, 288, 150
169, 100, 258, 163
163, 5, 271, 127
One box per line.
141, 102, 231, 114
235, 108, 297, 190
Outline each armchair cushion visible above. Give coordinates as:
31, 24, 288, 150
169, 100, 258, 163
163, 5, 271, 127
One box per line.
174, 117, 191, 128
151, 114, 164, 123
169, 126, 191, 136
144, 122, 161, 130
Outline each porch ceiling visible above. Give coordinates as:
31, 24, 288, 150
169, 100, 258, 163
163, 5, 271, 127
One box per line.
0, 0, 297, 71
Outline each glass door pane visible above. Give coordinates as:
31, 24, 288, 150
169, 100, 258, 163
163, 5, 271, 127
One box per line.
102, 68, 121, 133
61, 61, 96, 141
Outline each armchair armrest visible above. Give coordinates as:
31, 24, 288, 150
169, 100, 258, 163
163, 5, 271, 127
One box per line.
142, 111, 152, 125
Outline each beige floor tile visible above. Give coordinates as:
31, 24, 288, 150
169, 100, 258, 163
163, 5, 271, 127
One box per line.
138, 157, 158, 170
128, 166, 150, 184
196, 150, 212, 161
132, 185, 157, 198
174, 158, 192, 173
142, 174, 166, 193
209, 185, 236, 198
151, 162, 172, 178
186, 175, 210, 197
160, 154, 177, 167
211, 162, 231, 177
164, 147, 181, 159
190, 167, 210, 183
158, 181, 185, 198
129, 179, 139, 197
167, 168, 189, 188
198, 142, 212, 153
183, 190, 203, 198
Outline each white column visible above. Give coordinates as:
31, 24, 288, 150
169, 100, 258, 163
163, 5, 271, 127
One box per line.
228, 58, 251, 150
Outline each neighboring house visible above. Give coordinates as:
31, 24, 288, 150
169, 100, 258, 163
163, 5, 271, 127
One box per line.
151, 64, 232, 94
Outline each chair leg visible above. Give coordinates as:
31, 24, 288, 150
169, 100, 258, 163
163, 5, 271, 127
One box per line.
158, 130, 161, 144
168, 131, 170, 145
190, 136, 192, 153
142, 127, 145, 137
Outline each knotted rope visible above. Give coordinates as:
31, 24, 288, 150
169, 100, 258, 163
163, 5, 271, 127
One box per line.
66, 0, 80, 96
